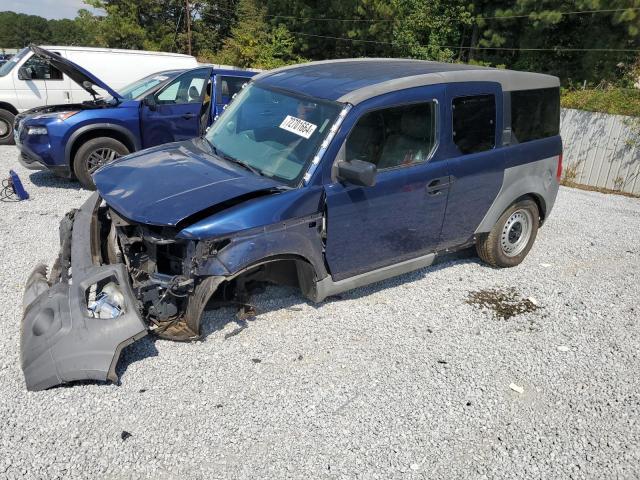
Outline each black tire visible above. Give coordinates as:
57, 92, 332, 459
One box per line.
476, 199, 540, 268
73, 137, 129, 190
0, 109, 16, 146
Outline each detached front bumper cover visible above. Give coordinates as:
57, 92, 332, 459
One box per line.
21, 193, 147, 391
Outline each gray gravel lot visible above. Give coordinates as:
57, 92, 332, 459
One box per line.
1, 144, 639, 479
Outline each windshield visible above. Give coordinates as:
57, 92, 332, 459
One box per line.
206, 84, 342, 185
118, 71, 181, 100
0, 47, 29, 77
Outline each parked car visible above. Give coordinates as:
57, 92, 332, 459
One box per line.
14, 46, 257, 189
0, 45, 199, 145
20, 58, 562, 391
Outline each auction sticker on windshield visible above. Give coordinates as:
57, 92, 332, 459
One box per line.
279, 115, 317, 139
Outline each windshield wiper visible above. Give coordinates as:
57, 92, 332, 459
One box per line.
206, 140, 263, 177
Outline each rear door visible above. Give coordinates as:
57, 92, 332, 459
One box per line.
140, 67, 212, 148
438, 82, 505, 249
213, 75, 251, 119
323, 86, 450, 281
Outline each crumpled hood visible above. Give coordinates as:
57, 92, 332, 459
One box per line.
30, 45, 122, 100
94, 139, 283, 227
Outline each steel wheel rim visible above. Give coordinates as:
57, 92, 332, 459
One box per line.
0, 119, 9, 138
500, 209, 533, 257
86, 148, 120, 173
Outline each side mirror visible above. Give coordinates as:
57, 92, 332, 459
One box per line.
336, 159, 377, 187
143, 95, 157, 111
18, 67, 32, 80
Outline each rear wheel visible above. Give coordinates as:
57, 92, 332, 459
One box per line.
476, 199, 539, 268
73, 137, 129, 190
0, 109, 15, 145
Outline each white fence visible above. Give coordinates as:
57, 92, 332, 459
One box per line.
561, 108, 640, 195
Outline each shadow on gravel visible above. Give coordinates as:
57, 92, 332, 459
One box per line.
197, 248, 482, 340
199, 286, 314, 340
115, 335, 160, 381
29, 171, 82, 190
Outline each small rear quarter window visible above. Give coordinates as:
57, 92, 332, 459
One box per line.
511, 87, 560, 143
452, 94, 496, 155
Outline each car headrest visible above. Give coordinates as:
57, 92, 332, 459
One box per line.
401, 112, 427, 140
188, 85, 200, 101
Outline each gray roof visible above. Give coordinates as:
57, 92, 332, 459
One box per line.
253, 58, 560, 105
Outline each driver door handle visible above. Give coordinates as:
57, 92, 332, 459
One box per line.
426, 176, 454, 195
182, 113, 195, 120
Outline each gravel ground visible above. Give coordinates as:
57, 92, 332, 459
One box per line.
1, 144, 639, 479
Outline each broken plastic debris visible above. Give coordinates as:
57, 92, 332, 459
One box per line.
527, 297, 540, 307
509, 383, 524, 394
539, 263, 552, 268
557, 345, 570, 352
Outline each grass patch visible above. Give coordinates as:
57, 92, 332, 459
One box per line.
560, 180, 640, 199
561, 88, 640, 117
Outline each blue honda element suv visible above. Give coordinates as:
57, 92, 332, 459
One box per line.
14, 46, 257, 189
21, 59, 562, 390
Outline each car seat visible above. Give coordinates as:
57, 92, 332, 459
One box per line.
377, 111, 428, 169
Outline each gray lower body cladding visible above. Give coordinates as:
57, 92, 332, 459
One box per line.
475, 155, 561, 233
21, 193, 147, 391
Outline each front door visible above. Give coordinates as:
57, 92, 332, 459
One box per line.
13, 52, 49, 110
324, 94, 450, 281
140, 67, 212, 148
438, 82, 505, 249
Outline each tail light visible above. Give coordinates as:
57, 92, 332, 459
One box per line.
556, 153, 563, 181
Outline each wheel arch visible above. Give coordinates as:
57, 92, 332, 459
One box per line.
475, 157, 560, 234
65, 124, 140, 171
185, 254, 321, 336
0, 102, 18, 115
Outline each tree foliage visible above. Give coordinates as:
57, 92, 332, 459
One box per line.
0, 0, 638, 85
209, 0, 303, 68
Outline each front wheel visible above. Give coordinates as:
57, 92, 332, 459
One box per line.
0, 109, 16, 145
476, 199, 539, 268
73, 137, 129, 190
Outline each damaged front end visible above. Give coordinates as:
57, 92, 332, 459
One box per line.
21, 193, 147, 391
22, 193, 231, 391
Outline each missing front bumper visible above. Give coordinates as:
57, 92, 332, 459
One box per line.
20, 193, 148, 391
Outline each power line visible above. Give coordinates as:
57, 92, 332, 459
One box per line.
291, 31, 640, 53
481, 7, 640, 19
214, 6, 640, 24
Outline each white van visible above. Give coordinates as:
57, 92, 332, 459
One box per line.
0, 45, 198, 144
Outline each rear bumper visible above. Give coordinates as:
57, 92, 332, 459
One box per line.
21, 193, 147, 391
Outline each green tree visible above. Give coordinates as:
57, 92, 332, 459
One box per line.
466, 0, 640, 84
0, 12, 52, 47
211, 0, 304, 68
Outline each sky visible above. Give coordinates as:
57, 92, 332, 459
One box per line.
1, 0, 103, 19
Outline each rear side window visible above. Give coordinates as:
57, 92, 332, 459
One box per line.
218, 76, 250, 103
346, 102, 437, 170
452, 94, 496, 154
511, 87, 560, 143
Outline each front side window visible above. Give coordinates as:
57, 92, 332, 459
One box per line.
21, 54, 63, 81
156, 68, 209, 105
346, 102, 437, 170
218, 76, 250, 104
119, 72, 178, 100
206, 84, 342, 185
511, 87, 560, 143
452, 94, 496, 154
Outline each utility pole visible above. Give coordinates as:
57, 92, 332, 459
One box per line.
185, 0, 192, 56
